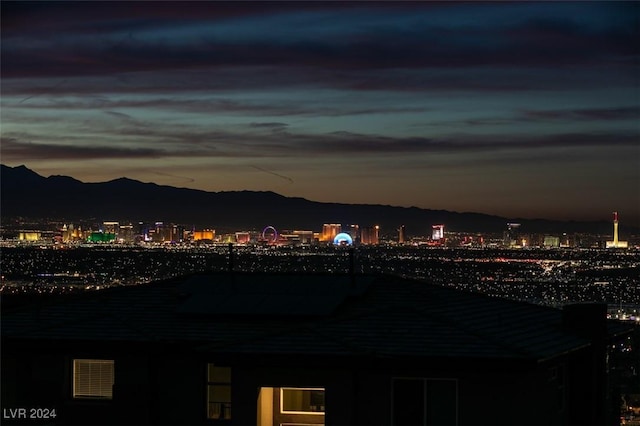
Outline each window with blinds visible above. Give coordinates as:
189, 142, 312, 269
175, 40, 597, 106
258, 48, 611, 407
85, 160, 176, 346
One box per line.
207, 364, 231, 420
73, 359, 114, 399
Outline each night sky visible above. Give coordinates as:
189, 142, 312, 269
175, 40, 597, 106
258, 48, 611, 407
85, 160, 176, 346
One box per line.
2, 1, 639, 226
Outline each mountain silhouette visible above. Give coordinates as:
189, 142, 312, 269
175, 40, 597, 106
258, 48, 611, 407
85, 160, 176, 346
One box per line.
1, 164, 617, 235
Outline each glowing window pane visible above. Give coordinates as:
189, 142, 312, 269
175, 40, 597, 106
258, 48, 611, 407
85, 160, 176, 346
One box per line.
73, 359, 114, 399
281, 388, 325, 413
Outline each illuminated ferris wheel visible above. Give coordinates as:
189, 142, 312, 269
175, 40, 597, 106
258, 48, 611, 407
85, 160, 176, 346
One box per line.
261, 226, 278, 244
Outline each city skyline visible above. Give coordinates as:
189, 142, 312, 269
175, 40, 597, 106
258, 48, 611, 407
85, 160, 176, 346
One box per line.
2, 1, 639, 225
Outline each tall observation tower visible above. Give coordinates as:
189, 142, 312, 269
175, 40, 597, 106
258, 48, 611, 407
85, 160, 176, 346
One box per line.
606, 212, 628, 248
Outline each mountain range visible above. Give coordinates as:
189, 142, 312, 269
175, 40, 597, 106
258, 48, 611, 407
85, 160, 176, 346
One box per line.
0, 164, 621, 235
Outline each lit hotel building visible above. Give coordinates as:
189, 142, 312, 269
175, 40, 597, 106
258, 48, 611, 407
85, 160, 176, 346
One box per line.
543, 235, 560, 248
235, 232, 251, 244
62, 224, 84, 243
432, 224, 444, 241
291, 230, 314, 245
503, 223, 521, 247
360, 225, 380, 245
103, 221, 120, 237
348, 224, 360, 244
18, 231, 41, 241
119, 224, 134, 243
322, 224, 341, 242
193, 230, 215, 241
150, 222, 183, 243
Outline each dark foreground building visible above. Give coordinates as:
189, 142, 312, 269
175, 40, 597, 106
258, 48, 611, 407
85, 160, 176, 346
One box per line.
1, 272, 631, 425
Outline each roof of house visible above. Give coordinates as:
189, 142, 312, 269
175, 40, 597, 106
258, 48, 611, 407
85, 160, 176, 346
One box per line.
1, 272, 630, 362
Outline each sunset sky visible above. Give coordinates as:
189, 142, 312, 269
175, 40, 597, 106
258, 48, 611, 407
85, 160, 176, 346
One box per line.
2, 1, 639, 225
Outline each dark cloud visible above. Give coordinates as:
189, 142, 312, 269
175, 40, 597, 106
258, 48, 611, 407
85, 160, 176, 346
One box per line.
2, 3, 637, 80
104, 110, 133, 120
424, 106, 640, 128
302, 131, 640, 155
1, 137, 173, 160
249, 122, 288, 130
6, 127, 635, 163
0, 2, 290, 34
8, 92, 432, 117
18, 79, 68, 104
520, 107, 640, 122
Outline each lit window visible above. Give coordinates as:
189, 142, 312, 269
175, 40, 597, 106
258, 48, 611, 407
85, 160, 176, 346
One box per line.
280, 388, 325, 414
73, 359, 114, 399
207, 364, 231, 420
